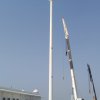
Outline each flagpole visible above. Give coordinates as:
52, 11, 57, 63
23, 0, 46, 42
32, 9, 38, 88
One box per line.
49, 1, 53, 100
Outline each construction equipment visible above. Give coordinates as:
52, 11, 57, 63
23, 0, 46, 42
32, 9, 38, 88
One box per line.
87, 64, 97, 100
62, 18, 84, 100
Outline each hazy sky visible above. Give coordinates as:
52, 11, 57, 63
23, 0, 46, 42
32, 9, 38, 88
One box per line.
0, 0, 100, 100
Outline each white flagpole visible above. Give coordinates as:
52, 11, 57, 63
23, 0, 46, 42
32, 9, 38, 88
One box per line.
49, 1, 53, 100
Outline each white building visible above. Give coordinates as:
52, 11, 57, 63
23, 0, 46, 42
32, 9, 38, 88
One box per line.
0, 87, 41, 100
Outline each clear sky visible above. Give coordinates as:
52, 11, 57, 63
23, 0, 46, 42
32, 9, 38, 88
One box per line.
0, 0, 100, 100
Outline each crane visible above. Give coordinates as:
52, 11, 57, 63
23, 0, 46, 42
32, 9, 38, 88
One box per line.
87, 64, 97, 100
62, 18, 84, 100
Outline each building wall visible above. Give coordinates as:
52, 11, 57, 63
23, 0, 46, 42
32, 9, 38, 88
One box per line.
0, 91, 41, 100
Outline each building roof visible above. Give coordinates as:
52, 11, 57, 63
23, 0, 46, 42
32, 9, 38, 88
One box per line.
0, 86, 40, 97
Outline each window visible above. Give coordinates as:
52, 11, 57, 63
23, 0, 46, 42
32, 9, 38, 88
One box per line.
16, 99, 19, 100
13, 98, 15, 100
7, 98, 10, 100
3, 97, 6, 100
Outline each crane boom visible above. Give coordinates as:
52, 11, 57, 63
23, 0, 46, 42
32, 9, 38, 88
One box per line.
62, 18, 84, 100
62, 18, 78, 100
87, 64, 97, 100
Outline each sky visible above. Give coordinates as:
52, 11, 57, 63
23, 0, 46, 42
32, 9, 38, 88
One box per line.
0, 0, 100, 100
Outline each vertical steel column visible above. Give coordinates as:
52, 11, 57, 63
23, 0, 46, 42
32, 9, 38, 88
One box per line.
49, 1, 53, 100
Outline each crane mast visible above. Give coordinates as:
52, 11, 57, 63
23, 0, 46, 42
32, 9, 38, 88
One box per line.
87, 64, 97, 100
62, 18, 84, 100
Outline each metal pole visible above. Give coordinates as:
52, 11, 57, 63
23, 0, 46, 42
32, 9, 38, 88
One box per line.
49, 1, 53, 100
